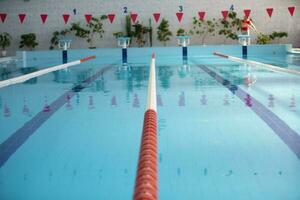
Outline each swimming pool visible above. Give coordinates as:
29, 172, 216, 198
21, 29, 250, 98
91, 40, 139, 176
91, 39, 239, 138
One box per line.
0, 45, 300, 200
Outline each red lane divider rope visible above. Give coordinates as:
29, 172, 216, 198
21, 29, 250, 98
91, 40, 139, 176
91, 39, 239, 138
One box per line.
80, 55, 96, 62
134, 109, 158, 200
213, 52, 228, 58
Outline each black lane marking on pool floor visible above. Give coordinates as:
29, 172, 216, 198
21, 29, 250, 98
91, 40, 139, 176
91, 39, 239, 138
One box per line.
196, 64, 300, 160
0, 65, 113, 168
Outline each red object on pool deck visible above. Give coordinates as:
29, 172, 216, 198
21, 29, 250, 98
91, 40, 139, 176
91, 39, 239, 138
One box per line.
134, 109, 157, 200
80, 55, 96, 63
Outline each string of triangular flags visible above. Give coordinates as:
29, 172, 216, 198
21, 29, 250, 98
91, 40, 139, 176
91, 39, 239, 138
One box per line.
0, 6, 297, 24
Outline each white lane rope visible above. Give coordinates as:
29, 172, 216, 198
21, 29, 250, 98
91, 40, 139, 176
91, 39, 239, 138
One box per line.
213, 52, 300, 76
0, 56, 95, 89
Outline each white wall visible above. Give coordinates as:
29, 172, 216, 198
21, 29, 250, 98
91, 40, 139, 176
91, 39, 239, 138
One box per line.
0, 0, 300, 55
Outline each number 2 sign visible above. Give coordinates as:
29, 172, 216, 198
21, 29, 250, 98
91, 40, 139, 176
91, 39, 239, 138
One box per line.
123, 6, 128, 14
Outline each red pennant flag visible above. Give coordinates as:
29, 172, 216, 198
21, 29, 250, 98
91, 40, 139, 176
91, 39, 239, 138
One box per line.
198, 11, 205, 21
153, 13, 160, 23
176, 12, 183, 22
85, 14, 92, 23
0, 13, 7, 23
107, 13, 115, 23
288, 6, 295, 16
18, 14, 26, 24
40, 14, 48, 24
266, 8, 273, 18
130, 13, 138, 23
221, 10, 228, 20
63, 14, 70, 24
244, 9, 251, 18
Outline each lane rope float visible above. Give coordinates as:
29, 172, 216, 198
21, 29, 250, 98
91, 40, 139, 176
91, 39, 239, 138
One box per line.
133, 53, 158, 200
213, 52, 300, 76
0, 55, 96, 88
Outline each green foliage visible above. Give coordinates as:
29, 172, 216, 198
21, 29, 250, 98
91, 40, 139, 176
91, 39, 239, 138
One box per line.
190, 17, 218, 44
176, 28, 187, 36
132, 21, 151, 47
0, 32, 12, 50
125, 15, 133, 37
70, 15, 107, 48
112, 15, 132, 46
256, 34, 271, 44
269, 31, 288, 43
113, 15, 151, 47
19, 33, 38, 50
256, 32, 288, 44
49, 29, 71, 50
113, 15, 132, 40
157, 18, 172, 46
86, 15, 107, 46
113, 32, 124, 39
218, 11, 242, 41
70, 22, 89, 38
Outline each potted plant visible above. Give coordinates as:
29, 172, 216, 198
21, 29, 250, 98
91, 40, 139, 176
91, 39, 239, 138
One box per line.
19, 33, 38, 50
113, 32, 125, 39
256, 32, 288, 44
125, 15, 134, 38
269, 31, 288, 44
132, 21, 151, 47
256, 34, 271, 44
157, 18, 172, 46
190, 17, 218, 45
86, 15, 107, 48
176, 28, 188, 36
218, 11, 242, 43
70, 15, 107, 48
113, 15, 134, 47
0, 32, 12, 57
49, 28, 71, 50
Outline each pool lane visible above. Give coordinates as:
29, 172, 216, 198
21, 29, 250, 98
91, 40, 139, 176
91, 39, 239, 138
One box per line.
157, 64, 300, 200
212, 64, 300, 132
0, 65, 147, 200
0, 65, 112, 167
194, 63, 300, 159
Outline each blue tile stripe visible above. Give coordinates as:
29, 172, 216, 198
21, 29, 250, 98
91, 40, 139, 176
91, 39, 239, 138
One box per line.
197, 64, 300, 159
0, 65, 112, 168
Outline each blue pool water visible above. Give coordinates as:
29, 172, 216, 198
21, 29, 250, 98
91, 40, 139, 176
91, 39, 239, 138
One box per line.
0, 45, 300, 200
